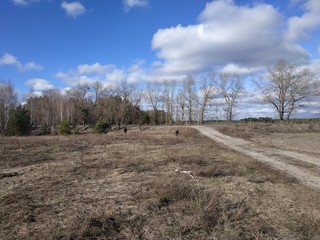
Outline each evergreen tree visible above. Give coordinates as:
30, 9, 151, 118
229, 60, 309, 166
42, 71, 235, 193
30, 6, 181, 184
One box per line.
7, 105, 31, 136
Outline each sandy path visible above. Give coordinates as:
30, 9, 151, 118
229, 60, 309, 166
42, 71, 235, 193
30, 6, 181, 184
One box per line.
194, 126, 320, 191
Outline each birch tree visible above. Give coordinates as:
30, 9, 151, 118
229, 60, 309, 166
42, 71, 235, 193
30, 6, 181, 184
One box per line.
162, 80, 176, 125
0, 82, 17, 135
182, 76, 197, 124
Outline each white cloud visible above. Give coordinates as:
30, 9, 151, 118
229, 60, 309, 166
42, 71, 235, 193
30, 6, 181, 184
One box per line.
11, 0, 37, 6
123, 0, 148, 11
61, 1, 86, 18
56, 61, 146, 87
20, 61, 43, 71
26, 78, 54, 91
0, 53, 43, 72
0, 53, 18, 65
286, 0, 320, 41
77, 63, 113, 75
221, 64, 262, 75
151, 0, 309, 79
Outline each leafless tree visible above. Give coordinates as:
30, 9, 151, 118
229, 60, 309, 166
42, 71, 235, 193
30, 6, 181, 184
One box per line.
67, 84, 91, 125
122, 80, 143, 127
176, 88, 186, 124
112, 79, 142, 129
196, 74, 217, 124
0, 81, 17, 135
91, 81, 109, 108
182, 76, 197, 124
220, 73, 243, 122
145, 81, 163, 125
162, 80, 176, 125
255, 60, 318, 121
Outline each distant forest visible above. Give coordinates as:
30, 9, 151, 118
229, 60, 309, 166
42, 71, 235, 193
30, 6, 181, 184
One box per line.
1, 61, 319, 136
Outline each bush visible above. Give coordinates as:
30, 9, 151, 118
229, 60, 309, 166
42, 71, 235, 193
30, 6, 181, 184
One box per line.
71, 128, 79, 135
41, 123, 51, 135
58, 120, 72, 135
94, 119, 111, 134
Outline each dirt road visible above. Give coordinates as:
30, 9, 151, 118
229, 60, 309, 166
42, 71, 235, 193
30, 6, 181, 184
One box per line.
194, 126, 320, 191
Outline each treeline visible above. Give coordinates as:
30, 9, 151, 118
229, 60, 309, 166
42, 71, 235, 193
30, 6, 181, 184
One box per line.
1, 61, 319, 136
0, 81, 153, 136
0, 74, 231, 136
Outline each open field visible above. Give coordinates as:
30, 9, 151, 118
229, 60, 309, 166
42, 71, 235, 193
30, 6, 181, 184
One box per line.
1, 126, 320, 239
196, 125, 320, 191
215, 123, 320, 157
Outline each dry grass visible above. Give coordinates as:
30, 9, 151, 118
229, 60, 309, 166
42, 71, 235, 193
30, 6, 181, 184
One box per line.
215, 122, 320, 139
214, 122, 320, 157
1, 126, 320, 239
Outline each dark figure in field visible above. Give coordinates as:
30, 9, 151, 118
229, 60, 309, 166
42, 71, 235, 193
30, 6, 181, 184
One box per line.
175, 129, 179, 136
124, 127, 127, 134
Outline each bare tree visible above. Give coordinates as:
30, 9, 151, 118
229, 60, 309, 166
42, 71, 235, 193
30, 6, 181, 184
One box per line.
255, 60, 317, 121
90, 81, 112, 122
196, 74, 217, 124
145, 81, 163, 125
182, 76, 197, 124
162, 80, 176, 125
220, 73, 243, 121
176, 87, 186, 124
113, 79, 142, 129
0, 81, 17, 135
123, 81, 143, 127
68, 84, 91, 125
91, 81, 109, 108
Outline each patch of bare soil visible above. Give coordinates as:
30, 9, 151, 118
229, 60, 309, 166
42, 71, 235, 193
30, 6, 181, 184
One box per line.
1, 126, 320, 239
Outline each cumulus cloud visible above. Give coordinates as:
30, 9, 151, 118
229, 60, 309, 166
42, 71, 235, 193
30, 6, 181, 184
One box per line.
56, 61, 146, 87
286, 0, 320, 41
0, 53, 43, 72
151, 0, 309, 78
77, 63, 112, 75
123, 0, 148, 11
61, 1, 86, 18
26, 78, 54, 91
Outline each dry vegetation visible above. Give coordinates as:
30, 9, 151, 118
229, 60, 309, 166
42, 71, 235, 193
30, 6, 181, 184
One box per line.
215, 122, 320, 157
1, 127, 320, 239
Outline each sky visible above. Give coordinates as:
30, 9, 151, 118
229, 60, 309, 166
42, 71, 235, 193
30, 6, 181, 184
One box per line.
1, 0, 320, 119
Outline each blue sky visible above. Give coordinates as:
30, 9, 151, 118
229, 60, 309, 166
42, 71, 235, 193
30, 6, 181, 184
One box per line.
1, 0, 320, 118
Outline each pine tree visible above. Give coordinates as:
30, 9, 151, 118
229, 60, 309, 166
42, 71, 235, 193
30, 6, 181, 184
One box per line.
7, 105, 31, 136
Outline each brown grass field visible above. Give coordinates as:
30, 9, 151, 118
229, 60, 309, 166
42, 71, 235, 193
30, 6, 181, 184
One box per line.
1, 126, 320, 239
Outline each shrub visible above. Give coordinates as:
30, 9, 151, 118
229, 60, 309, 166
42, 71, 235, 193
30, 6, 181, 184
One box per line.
41, 123, 51, 135
94, 119, 110, 134
71, 128, 79, 135
58, 120, 72, 135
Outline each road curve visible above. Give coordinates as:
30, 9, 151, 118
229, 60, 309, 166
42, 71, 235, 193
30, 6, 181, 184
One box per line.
194, 126, 320, 191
